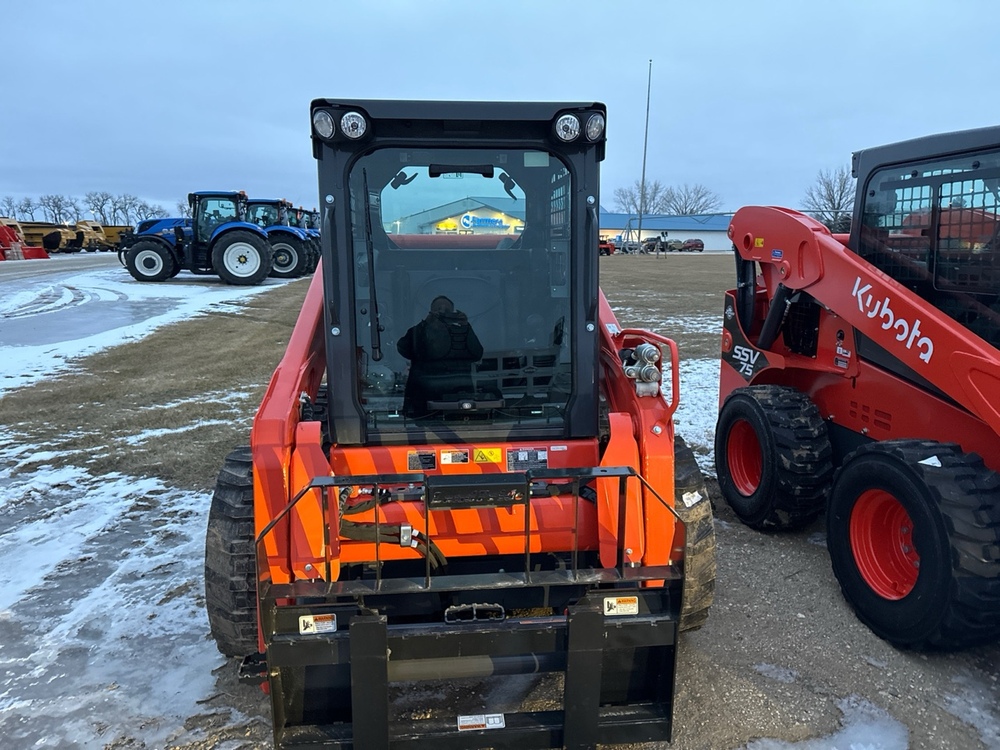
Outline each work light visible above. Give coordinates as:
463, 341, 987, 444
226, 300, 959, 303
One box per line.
312, 110, 335, 139
586, 113, 606, 141
554, 114, 581, 142
340, 112, 367, 139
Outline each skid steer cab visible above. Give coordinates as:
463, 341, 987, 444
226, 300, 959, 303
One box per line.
715, 125, 1000, 650
247, 198, 318, 278
123, 190, 273, 285
205, 99, 716, 750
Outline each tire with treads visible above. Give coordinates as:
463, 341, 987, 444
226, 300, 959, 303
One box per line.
125, 240, 174, 282
715, 385, 833, 530
675, 434, 716, 631
268, 235, 309, 278
827, 440, 1000, 649
211, 230, 273, 286
205, 446, 258, 657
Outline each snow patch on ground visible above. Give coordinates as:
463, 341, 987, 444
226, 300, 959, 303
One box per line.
0, 266, 287, 396
941, 672, 1000, 748
754, 663, 799, 684
123, 419, 234, 446
744, 696, 909, 750
0, 431, 235, 748
670, 357, 720, 471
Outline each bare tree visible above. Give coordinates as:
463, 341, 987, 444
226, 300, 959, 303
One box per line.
1, 196, 18, 218
66, 196, 83, 223
803, 166, 855, 232
17, 197, 37, 221
111, 193, 142, 224
662, 183, 723, 215
176, 199, 193, 218
614, 180, 723, 216
613, 179, 673, 215
85, 191, 114, 224
38, 194, 77, 223
135, 201, 167, 221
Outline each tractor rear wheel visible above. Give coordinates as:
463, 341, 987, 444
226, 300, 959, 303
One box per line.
205, 446, 258, 657
715, 385, 833, 530
827, 440, 1000, 649
269, 237, 308, 278
675, 434, 716, 631
125, 240, 174, 282
212, 230, 273, 286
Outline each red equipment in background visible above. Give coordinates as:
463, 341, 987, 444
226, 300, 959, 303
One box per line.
715, 126, 1000, 650
0, 223, 49, 261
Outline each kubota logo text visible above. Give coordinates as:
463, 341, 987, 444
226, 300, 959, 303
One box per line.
852, 277, 934, 363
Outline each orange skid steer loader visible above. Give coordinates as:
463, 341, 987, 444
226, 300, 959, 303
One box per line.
205, 99, 715, 749
715, 125, 1000, 649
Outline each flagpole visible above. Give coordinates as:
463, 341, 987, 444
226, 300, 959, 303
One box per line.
636, 59, 652, 254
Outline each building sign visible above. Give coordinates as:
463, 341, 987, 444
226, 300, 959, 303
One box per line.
461, 214, 509, 230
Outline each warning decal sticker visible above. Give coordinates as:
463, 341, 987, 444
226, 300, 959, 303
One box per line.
407, 451, 436, 471
507, 448, 548, 472
299, 613, 337, 634
441, 449, 470, 465
473, 447, 502, 464
457, 713, 506, 731
603, 596, 639, 616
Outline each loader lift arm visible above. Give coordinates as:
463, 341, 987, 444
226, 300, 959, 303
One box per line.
727, 205, 1000, 436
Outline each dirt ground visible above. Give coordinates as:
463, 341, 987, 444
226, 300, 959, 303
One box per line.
1, 254, 998, 749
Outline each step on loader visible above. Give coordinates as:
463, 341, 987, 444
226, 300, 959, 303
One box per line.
205, 99, 716, 749
715, 126, 1000, 649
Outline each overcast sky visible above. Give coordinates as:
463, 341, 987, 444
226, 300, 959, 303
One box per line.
4, 0, 997, 217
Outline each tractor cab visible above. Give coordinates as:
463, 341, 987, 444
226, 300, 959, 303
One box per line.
190, 190, 248, 244
245, 197, 314, 278
312, 100, 606, 446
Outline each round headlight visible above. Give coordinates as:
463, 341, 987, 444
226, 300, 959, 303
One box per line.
312, 110, 335, 139
340, 111, 367, 139
554, 114, 581, 142
585, 113, 606, 141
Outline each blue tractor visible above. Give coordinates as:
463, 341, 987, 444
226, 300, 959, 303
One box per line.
291, 206, 322, 273
245, 198, 313, 278
122, 191, 273, 285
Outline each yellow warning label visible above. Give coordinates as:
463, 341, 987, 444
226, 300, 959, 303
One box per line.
754, 237, 764, 248
473, 448, 502, 463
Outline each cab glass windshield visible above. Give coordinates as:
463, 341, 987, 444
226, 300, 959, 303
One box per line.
347, 147, 574, 435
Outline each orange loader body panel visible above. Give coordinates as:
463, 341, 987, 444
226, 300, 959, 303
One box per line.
250, 268, 685, 638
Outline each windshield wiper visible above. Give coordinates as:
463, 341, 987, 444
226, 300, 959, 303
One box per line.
362, 169, 382, 361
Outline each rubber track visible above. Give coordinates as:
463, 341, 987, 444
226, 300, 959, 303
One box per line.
204, 446, 259, 657
675, 435, 716, 631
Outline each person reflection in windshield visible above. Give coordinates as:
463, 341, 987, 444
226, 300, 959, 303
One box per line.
397, 296, 484, 416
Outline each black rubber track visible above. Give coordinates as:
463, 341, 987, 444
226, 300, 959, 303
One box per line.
674, 434, 716, 631
716, 385, 833, 530
204, 446, 259, 657
827, 440, 1000, 649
